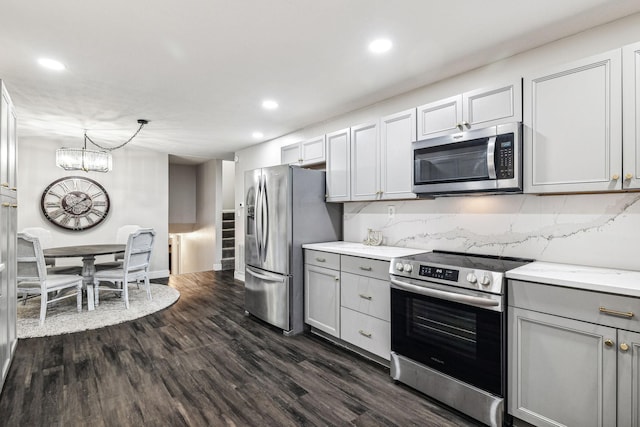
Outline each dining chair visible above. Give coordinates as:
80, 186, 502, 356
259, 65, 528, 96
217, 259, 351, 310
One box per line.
17, 232, 83, 326
20, 227, 55, 267
93, 228, 156, 309
94, 224, 141, 271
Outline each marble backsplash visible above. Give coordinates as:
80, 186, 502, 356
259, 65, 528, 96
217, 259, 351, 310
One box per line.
343, 192, 640, 271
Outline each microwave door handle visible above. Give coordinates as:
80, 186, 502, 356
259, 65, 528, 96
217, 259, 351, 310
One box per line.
390, 278, 500, 308
486, 136, 497, 179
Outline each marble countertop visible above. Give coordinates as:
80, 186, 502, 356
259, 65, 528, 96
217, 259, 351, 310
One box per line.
507, 261, 640, 297
302, 241, 427, 261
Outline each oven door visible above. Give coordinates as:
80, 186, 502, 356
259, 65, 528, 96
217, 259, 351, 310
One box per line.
390, 277, 504, 396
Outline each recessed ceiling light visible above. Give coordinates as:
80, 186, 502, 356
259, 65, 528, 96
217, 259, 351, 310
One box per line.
368, 38, 392, 54
38, 57, 66, 71
252, 131, 264, 139
262, 100, 279, 110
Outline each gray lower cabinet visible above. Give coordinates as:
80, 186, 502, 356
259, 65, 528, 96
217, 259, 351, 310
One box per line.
304, 250, 340, 337
509, 280, 640, 427
304, 249, 391, 362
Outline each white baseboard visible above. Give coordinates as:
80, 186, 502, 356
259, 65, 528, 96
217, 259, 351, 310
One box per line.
212, 263, 223, 271
234, 270, 245, 282
149, 269, 170, 279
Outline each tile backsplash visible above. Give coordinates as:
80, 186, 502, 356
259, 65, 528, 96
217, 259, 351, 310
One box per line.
343, 192, 640, 271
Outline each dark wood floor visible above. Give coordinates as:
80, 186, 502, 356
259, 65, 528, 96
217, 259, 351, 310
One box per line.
0, 271, 479, 426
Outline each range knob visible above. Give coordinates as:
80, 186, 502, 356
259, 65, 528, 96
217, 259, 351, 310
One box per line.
466, 273, 477, 284
479, 274, 491, 286
403, 264, 413, 273
395, 263, 404, 272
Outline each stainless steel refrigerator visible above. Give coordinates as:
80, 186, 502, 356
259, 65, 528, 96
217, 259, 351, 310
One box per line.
244, 165, 342, 335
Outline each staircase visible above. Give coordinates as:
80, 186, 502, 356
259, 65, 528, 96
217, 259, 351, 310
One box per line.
221, 210, 235, 270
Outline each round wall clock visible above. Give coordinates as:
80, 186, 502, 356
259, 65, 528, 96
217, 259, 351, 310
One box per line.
41, 176, 110, 231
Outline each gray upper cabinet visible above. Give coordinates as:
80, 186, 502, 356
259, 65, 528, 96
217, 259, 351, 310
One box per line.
623, 41, 640, 190
325, 128, 351, 202
350, 121, 379, 201
416, 80, 522, 140
379, 108, 417, 200
524, 49, 623, 193
280, 135, 326, 167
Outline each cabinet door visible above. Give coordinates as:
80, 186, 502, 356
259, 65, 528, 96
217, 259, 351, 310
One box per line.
617, 329, 640, 427
0, 84, 9, 191
416, 94, 463, 140
6, 198, 16, 354
350, 121, 379, 201
281, 142, 301, 165
524, 49, 622, 193
623, 41, 640, 190
325, 128, 350, 202
0, 197, 9, 389
463, 80, 522, 129
304, 264, 340, 337
509, 307, 617, 427
380, 108, 417, 200
300, 135, 325, 166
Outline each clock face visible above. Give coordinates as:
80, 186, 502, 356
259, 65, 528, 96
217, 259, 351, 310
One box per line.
41, 176, 110, 230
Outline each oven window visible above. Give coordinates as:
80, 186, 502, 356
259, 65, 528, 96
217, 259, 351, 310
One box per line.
392, 287, 503, 396
414, 138, 489, 184
409, 298, 478, 359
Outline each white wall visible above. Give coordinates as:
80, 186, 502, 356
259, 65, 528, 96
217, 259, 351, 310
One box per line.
179, 159, 222, 273
222, 160, 235, 211
168, 164, 196, 224
18, 138, 169, 277
234, 12, 640, 276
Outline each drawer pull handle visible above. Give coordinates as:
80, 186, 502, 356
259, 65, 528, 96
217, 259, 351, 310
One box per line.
315, 257, 326, 262
358, 330, 372, 338
359, 294, 372, 300
1, 183, 8, 188
599, 307, 634, 318
1, 203, 10, 207
359, 266, 372, 271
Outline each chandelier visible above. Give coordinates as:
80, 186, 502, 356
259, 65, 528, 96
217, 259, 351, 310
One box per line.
56, 119, 148, 172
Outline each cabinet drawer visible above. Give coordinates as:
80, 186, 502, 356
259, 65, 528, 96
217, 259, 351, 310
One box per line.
340, 307, 390, 360
305, 250, 340, 270
341, 255, 389, 280
341, 272, 390, 321
510, 280, 640, 332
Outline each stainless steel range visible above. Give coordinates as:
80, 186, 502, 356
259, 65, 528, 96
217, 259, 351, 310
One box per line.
389, 250, 533, 427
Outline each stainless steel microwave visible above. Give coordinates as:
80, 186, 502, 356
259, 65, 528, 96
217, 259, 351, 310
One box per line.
412, 122, 522, 196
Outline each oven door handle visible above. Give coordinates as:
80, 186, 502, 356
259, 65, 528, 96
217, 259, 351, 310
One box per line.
390, 278, 500, 308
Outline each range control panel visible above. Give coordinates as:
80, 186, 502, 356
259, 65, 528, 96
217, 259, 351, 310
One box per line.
418, 265, 459, 282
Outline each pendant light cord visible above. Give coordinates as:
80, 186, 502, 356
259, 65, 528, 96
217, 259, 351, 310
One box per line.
84, 119, 148, 152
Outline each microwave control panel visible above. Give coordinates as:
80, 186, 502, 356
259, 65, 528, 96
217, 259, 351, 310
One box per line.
496, 133, 515, 179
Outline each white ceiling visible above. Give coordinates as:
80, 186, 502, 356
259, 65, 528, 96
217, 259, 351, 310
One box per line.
1, 0, 639, 162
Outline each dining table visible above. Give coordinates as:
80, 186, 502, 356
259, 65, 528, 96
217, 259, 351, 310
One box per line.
43, 244, 125, 310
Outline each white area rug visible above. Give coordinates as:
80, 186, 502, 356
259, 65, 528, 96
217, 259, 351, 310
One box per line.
17, 283, 180, 338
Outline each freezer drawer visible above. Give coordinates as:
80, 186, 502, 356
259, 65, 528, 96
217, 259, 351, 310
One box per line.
245, 266, 290, 331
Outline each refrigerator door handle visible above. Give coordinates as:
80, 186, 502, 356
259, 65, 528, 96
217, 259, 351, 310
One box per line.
262, 175, 269, 263
255, 174, 263, 261
246, 266, 286, 283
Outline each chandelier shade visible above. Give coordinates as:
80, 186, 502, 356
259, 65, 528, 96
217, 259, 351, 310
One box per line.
55, 119, 147, 173
55, 147, 112, 172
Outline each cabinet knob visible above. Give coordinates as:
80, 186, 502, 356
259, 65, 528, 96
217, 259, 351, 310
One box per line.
461, 121, 470, 128
456, 123, 464, 131
620, 343, 630, 352
1, 183, 8, 188
605, 339, 615, 347
10, 204, 17, 208
334, 277, 339, 281
1, 203, 10, 207
625, 173, 633, 180
612, 174, 620, 180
